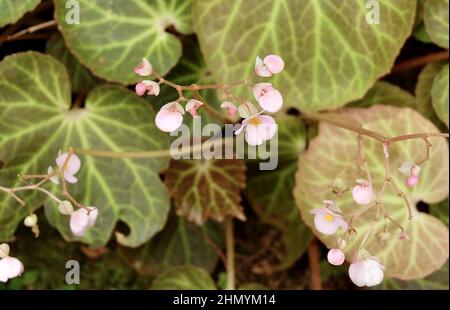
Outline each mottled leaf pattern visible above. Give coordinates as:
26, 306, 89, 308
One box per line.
193, 0, 415, 111
165, 159, 246, 224
54, 0, 193, 84
0, 52, 170, 247
294, 105, 449, 279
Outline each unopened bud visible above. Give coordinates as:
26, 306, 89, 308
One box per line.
58, 200, 74, 215
337, 238, 347, 249
0, 243, 10, 258
24, 214, 38, 227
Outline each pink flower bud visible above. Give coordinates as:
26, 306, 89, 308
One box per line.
55, 151, 81, 184
327, 248, 345, 266
185, 99, 203, 117
220, 101, 238, 116
352, 179, 373, 205
252, 83, 283, 113
407, 175, 419, 187
134, 58, 152, 76
155, 102, 185, 132
399, 160, 421, 187
135, 80, 160, 96
0, 256, 24, 283
349, 256, 384, 287
70, 207, 98, 237
255, 55, 284, 77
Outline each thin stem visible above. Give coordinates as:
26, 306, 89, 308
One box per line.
192, 89, 231, 123
0, 20, 57, 44
391, 51, 449, 73
308, 238, 322, 290
225, 218, 236, 290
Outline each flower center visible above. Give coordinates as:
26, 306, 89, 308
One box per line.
248, 117, 261, 126
323, 214, 334, 222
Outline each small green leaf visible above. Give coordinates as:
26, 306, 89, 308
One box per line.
0, 0, 40, 27
246, 115, 311, 270
0, 52, 170, 247
349, 81, 416, 108
424, 0, 449, 48
430, 198, 449, 226
294, 105, 449, 279
54, 0, 193, 84
121, 211, 224, 276
151, 265, 217, 290
193, 0, 416, 112
416, 61, 447, 126
431, 64, 449, 128
164, 158, 246, 224
46, 34, 98, 93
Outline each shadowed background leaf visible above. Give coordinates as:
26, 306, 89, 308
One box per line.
151, 265, 217, 290
431, 64, 449, 128
423, 0, 449, 48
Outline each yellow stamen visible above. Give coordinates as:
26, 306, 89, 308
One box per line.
248, 117, 261, 126
324, 214, 334, 222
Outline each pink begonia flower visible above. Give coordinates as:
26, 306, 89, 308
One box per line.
70, 208, 98, 237
58, 201, 74, 216
255, 55, 284, 77
352, 179, 373, 205
398, 160, 421, 187
234, 112, 277, 146
135, 80, 160, 96
185, 99, 203, 117
238, 101, 259, 119
310, 206, 348, 235
327, 248, 345, 266
252, 83, 283, 113
155, 101, 185, 132
54, 151, 81, 184
134, 58, 152, 76
47, 166, 59, 184
349, 256, 384, 287
220, 101, 238, 116
0, 244, 24, 283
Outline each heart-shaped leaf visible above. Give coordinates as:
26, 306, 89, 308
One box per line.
192, 0, 416, 112
164, 158, 246, 224
151, 265, 217, 290
46, 34, 98, 93
246, 115, 311, 270
0, 0, 40, 27
294, 105, 449, 280
54, 0, 193, 84
424, 0, 449, 48
0, 52, 170, 247
120, 211, 224, 276
431, 64, 449, 128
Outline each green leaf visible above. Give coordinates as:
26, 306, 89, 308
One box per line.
431, 64, 449, 128
424, 0, 449, 48
0, 52, 170, 247
349, 81, 416, 108
164, 158, 246, 224
238, 283, 270, 290
151, 265, 217, 290
0, 0, 40, 27
413, 23, 433, 43
120, 211, 223, 276
193, 0, 416, 112
246, 115, 311, 269
46, 34, 98, 93
416, 61, 447, 126
294, 105, 449, 280
54, 0, 193, 84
